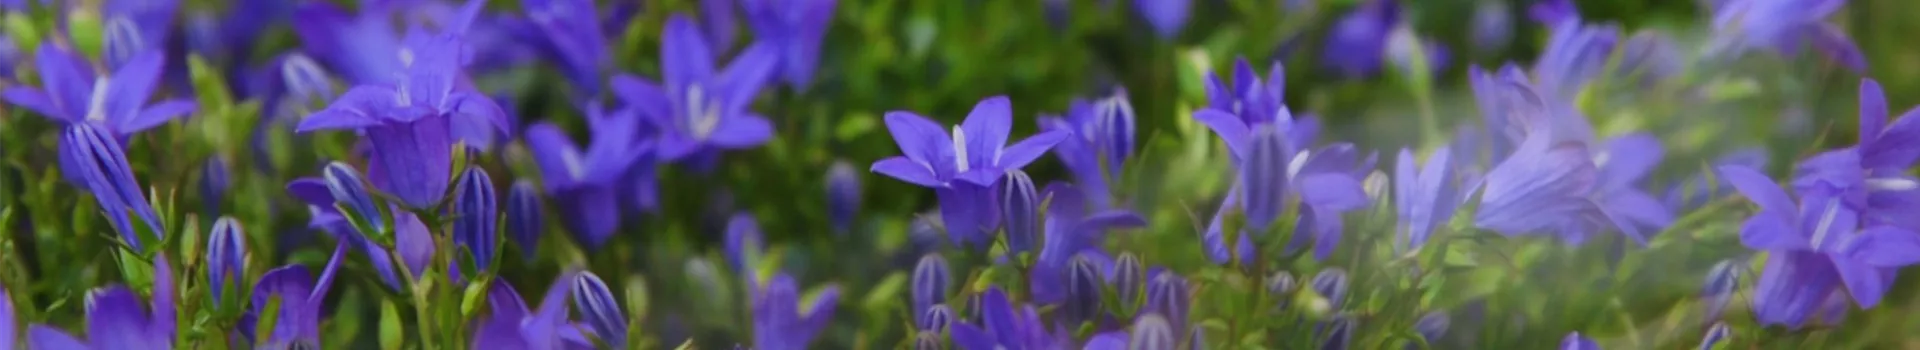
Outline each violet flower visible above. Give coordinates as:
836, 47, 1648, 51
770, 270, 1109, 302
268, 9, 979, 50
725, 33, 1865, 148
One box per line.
1720, 165, 1920, 327
1470, 66, 1655, 245
98, 0, 179, 69
612, 15, 779, 163
1534, 19, 1621, 99
751, 274, 840, 350
28, 255, 176, 350
1791, 79, 1920, 233
3, 45, 196, 138
1322, 0, 1399, 78
1560, 332, 1599, 350
59, 124, 166, 249
1708, 0, 1865, 72
1030, 183, 1146, 305
1194, 58, 1318, 159
472, 271, 595, 349
0, 283, 11, 348
522, 0, 612, 94
452, 166, 499, 270
1041, 89, 1136, 211
506, 180, 546, 257
1395, 148, 1462, 250
826, 160, 862, 233
1128, 314, 1177, 349
870, 96, 1068, 246
287, 178, 403, 288
740, 0, 838, 90
240, 243, 346, 348
525, 106, 653, 250
912, 253, 951, 323
950, 287, 1071, 350
296, 24, 508, 209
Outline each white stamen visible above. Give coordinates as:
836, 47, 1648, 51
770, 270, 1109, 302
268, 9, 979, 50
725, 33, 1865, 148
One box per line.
1867, 177, 1920, 192
398, 48, 416, 67
952, 126, 971, 172
562, 151, 586, 180
1288, 150, 1312, 178
1592, 151, 1610, 169
1810, 199, 1841, 250
85, 77, 111, 122
687, 84, 721, 139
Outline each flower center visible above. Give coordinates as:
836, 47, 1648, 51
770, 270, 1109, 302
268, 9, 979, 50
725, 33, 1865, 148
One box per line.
1867, 177, 1919, 192
952, 126, 971, 173
687, 84, 722, 140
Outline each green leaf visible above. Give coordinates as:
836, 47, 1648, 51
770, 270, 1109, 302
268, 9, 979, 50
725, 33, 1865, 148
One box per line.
255, 296, 283, 342
460, 273, 491, 318
862, 272, 906, 313
380, 300, 403, 350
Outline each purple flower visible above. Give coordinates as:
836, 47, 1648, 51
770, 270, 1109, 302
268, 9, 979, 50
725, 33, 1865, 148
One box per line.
1062, 254, 1104, 326
1588, 133, 1675, 243
525, 106, 653, 250
826, 160, 862, 233
612, 15, 778, 162
740, 0, 837, 90
1719, 165, 1920, 327
473, 270, 594, 349
1619, 31, 1683, 87
1322, 0, 1399, 78
1030, 183, 1146, 304
1241, 126, 1293, 232
1708, 0, 1864, 72
1534, 19, 1621, 99
1529, 0, 1578, 26
724, 213, 765, 275
506, 180, 546, 257
241, 243, 346, 348
1665, 149, 1767, 212
950, 288, 1071, 350
1040, 89, 1135, 211
296, 26, 508, 209
1471, 1, 1513, 50
1144, 271, 1190, 333
870, 96, 1068, 245
1415, 311, 1449, 344
1395, 148, 1462, 249
1792, 79, 1920, 232
751, 274, 840, 350
1112, 252, 1146, 311
0, 282, 11, 348
1133, 0, 1190, 39
452, 166, 498, 270
1128, 313, 1177, 349
1194, 58, 1318, 161
29, 255, 176, 350
1469, 66, 1655, 245
1312, 269, 1350, 307
1559, 332, 1599, 350
395, 209, 436, 281
2, 45, 196, 137
208, 217, 248, 303
1702, 260, 1739, 321
59, 124, 166, 249
701, 0, 739, 51
1699, 322, 1730, 350
572, 272, 629, 348
98, 0, 180, 69
287, 178, 403, 288
912, 253, 950, 321
1202, 137, 1369, 262
920, 304, 954, 332
522, 0, 612, 94
322, 162, 385, 234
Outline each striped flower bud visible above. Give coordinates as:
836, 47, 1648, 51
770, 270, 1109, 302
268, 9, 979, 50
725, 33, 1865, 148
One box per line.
207, 216, 247, 303
1113, 252, 1147, 314
506, 180, 544, 257
827, 160, 861, 233
452, 167, 498, 270
572, 272, 629, 348
919, 304, 953, 332
1146, 271, 1190, 331
1312, 269, 1351, 308
1242, 125, 1292, 232
1128, 313, 1176, 350
322, 162, 384, 235
1000, 170, 1040, 256
912, 253, 950, 319
1064, 253, 1105, 326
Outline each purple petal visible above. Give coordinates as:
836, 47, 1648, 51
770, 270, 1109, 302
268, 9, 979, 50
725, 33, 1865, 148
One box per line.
978, 288, 1019, 344
1864, 106, 1920, 170
1299, 174, 1369, 211
1558, 332, 1598, 350
1474, 137, 1597, 237
395, 211, 435, 280
662, 15, 715, 89
0, 284, 12, 348
870, 157, 942, 187
962, 96, 1014, 169
883, 111, 956, 177
86, 286, 155, 349
365, 116, 454, 209
559, 185, 623, 250
950, 323, 995, 350
296, 85, 401, 132
1739, 214, 1806, 251
717, 43, 778, 112
996, 130, 1068, 171
936, 183, 997, 246
1810, 23, 1866, 73
34, 45, 96, 122
103, 51, 165, 124
1600, 190, 1673, 242
28, 325, 87, 350
1859, 79, 1887, 145
120, 100, 196, 135
1598, 133, 1662, 187
1718, 166, 1798, 216
1752, 251, 1839, 328
1842, 226, 1920, 267
524, 123, 584, 186
610, 75, 671, 120
151, 255, 175, 341
1831, 257, 1886, 308
1194, 109, 1251, 159
708, 114, 774, 148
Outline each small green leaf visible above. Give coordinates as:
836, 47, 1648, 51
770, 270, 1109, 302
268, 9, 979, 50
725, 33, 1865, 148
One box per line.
460, 274, 491, 317
862, 272, 906, 312
255, 296, 283, 342
380, 300, 403, 350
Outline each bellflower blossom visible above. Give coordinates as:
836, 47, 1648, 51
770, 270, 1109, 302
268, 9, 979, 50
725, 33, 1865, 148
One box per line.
871, 96, 1068, 246
296, 24, 509, 209
240, 243, 347, 348
613, 15, 779, 164
1708, 0, 1865, 72
1471, 66, 1658, 245
950, 287, 1071, 350
28, 255, 175, 350
740, 0, 837, 90
60, 124, 167, 249
1040, 89, 1136, 210
473, 271, 595, 348
1790, 79, 1920, 232
294, 0, 508, 150
1534, 18, 1621, 99
522, 0, 612, 94
526, 105, 654, 250
98, 0, 179, 69
1322, 0, 1399, 78
1395, 148, 1462, 250
751, 274, 840, 350
1193, 58, 1318, 162
3, 45, 196, 138
1030, 183, 1145, 305
1719, 165, 1920, 328
1200, 132, 1370, 262
287, 178, 403, 288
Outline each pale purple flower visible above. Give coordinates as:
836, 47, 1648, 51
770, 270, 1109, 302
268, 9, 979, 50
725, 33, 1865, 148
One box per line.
870, 96, 1068, 245
1720, 165, 1920, 327
1395, 148, 1461, 249
1709, 0, 1864, 72
612, 15, 779, 163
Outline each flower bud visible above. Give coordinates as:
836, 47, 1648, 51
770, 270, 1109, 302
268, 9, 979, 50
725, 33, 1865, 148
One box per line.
918, 304, 953, 332
1000, 170, 1040, 256
1312, 269, 1350, 308
1702, 260, 1738, 321
103, 17, 145, 69
452, 167, 498, 270
1113, 252, 1146, 313
1128, 313, 1176, 350
1699, 322, 1730, 350
826, 160, 861, 233
913, 332, 942, 350
572, 272, 629, 348
1321, 315, 1355, 350
506, 180, 544, 256
322, 162, 383, 235
201, 157, 230, 217
1093, 89, 1137, 179
207, 216, 247, 303
1146, 271, 1190, 330
62, 124, 163, 249
1064, 253, 1105, 326
282, 53, 336, 108
1560, 332, 1598, 350
1243, 125, 1292, 232
1415, 311, 1450, 344
911, 253, 950, 319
